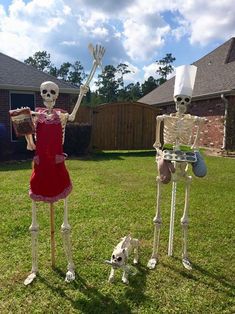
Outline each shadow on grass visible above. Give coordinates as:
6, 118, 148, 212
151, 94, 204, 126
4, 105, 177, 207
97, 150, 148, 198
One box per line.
0, 160, 32, 171
162, 256, 235, 297
0, 151, 155, 171
90, 150, 155, 161
37, 267, 132, 314
124, 262, 149, 306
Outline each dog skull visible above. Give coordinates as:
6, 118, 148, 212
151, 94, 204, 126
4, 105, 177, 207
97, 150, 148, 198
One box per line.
174, 94, 191, 114
40, 81, 59, 110
111, 249, 126, 268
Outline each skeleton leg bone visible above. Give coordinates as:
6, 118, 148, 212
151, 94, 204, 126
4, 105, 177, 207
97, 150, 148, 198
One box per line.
24, 201, 39, 285
108, 267, 115, 283
122, 266, 129, 284
181, 175, 192, 270
132, 239, 139, 265
168, 180, 177, 257
147, 177, 162, 269
61, 198, 75, 282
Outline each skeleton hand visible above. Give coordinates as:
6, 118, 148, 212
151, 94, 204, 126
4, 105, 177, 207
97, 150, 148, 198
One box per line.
88, 43, 105, 68
80, 84, 89, 96
27, 142, 36, 151
25, 134, 36, 151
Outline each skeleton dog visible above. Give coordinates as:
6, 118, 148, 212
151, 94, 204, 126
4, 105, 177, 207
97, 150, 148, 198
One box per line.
105, 235, 139, 284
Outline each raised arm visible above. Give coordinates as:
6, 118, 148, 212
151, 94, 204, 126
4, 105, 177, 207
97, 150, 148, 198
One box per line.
69, 44, 105, 122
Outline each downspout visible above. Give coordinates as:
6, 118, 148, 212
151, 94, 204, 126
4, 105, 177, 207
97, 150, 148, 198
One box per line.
221, 94, 228, 151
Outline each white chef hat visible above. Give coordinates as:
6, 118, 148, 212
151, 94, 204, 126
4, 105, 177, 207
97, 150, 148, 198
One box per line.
174, 65, 197, 97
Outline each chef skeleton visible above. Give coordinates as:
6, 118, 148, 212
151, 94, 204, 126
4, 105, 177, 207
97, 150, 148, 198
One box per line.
147, 65, 207, 271
24, 44, 105, 285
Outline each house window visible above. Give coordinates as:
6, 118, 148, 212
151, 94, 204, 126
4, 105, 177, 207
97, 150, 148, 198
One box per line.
10, 92, 35, 141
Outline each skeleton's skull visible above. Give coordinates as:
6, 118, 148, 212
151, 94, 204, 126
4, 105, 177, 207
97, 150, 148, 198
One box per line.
174, 94, 191, 114
40, 81, 59, 109
111, 249, 126, 268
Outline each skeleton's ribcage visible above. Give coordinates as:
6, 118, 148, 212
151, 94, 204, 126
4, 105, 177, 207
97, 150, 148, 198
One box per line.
163, 116, 196, 146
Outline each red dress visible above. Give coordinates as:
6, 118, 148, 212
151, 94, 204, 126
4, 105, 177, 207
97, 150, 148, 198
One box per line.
29, 108, 72, 203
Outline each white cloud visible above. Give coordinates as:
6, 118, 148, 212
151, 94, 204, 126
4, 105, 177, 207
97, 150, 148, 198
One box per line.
0, 31, 40, 59
77, 11, 107, 30
174, 0, 235, 45
122, 62, 141, 84
0, 0, 235, 86
0, 0, 74, 61
143, 63, 159, 81
123, 18, 170, 61
91, 27, 109, 38
61, 40, 77, 46
142, 62, 175, 81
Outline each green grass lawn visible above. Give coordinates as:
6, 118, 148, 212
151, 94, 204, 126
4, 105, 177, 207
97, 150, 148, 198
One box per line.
0, 151, 234, 313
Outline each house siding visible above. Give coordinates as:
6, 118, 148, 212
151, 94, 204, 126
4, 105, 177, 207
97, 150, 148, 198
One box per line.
0, 90, 72, 160
191, 98, 225, 149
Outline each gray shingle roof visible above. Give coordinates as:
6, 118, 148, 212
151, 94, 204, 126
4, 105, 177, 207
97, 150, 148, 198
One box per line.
0, 52, 79, 94
139, 37, 235, 105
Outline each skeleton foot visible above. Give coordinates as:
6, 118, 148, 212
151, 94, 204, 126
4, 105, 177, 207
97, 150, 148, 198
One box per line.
147, 257, 158, 269
182, 257, 192, 270
24, 272, 37, 286
65, 269, 75, 283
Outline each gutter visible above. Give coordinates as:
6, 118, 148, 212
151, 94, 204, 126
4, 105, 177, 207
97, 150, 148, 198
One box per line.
149, 89, 235, 107
221, 94, 229, 151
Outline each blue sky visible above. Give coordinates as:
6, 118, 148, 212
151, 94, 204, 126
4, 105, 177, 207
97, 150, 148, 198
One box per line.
0, 0, 234, 87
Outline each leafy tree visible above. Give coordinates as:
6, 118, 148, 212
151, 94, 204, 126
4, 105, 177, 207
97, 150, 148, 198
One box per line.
24, 51, 52, 72
116, 63, 131, 89
95, 65, 119, 103
68, 61, 86, 86
141, 76, 158, 96
156, 53, 176, 85
24, 51, 85, 86
57, 62, 71, 81
124, 82, 142, 101
95, 63, 133, 103
49, 66, 59, 77
24, 51, 176, 106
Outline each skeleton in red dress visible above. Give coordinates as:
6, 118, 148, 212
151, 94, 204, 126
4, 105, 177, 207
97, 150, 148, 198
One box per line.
24, 44, 105, 285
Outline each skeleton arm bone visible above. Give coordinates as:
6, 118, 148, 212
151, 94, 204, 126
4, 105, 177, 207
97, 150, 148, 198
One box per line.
153, 116, 164, 155
69, 44, 105, 122
191, 117, 206, 150
25, 134, 36, 151
24, 111, 39, 151
68, 85, 89, 122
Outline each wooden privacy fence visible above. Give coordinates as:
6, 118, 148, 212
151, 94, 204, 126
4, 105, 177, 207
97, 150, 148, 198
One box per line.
76, 102, 161, 150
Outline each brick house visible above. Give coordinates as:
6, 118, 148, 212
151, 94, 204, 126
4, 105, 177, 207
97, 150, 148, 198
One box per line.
0, 53, 79, 160
139, 37, 235, 151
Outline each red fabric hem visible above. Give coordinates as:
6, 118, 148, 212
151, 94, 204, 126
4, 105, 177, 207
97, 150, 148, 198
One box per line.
29, 184, 72, 203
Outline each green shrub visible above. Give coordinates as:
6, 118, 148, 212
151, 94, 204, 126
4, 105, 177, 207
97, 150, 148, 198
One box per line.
64, 122, 92, 156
